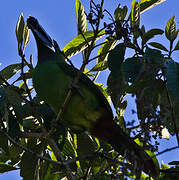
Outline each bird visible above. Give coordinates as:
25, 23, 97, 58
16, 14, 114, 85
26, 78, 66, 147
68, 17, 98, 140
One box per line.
27, 16, 159, 177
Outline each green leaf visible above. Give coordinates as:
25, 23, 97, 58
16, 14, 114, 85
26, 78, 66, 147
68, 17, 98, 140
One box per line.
107, 43, 126, 78
142, 28, 164, 45
0, 87, 8, 109
107, 72, 127, 107
122, 57, 144, 83
125, 41, 137, 50
83, 68, 95, 77
0, 152, 9, 163
122, 6, 128, 21
58, 135, 76, 157
90, 61, 108, 72
141, 25, 145, 34
0, 162, 18, 173
39, 157, 66, 180
7, 111, 20, 140
139, 0, 166, 14
20, 141, 44, 180
97, 38, 117, 63
135, 138, 160, 174
4, 86, 24, 120
23, 22, 30, 51
0, 132, 9, 153
131, 0, 140, 28
8, 144, 23, 165
76, 0, 87, 34
135, 79, 165, 120
0, 63, 22, 85
114, 5, 128, 21
144, 47, 164, 65
161, 161, 170, 169
16, 13, 25, 47
62, 30, 105, 58
76, 134, 97, 169
77, 134, 97, 156
160, 90, 179, 134
173, 40, 179, 51
165, 16, 178, 42
95, 83, 111, 104
14, 70, 33, 83
148, 42, 168, 52
166, 59, 179, 97
23, 116, 39, 129
169, 161, 179, 165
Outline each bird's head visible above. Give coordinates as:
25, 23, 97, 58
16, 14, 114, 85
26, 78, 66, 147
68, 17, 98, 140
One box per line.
27, 16, 57, 60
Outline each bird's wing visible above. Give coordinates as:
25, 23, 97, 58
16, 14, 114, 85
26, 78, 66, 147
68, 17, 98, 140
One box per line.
57, 61, 113, 117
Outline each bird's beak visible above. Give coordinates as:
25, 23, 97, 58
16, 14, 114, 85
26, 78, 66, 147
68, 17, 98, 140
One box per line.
27, 16, 53, 49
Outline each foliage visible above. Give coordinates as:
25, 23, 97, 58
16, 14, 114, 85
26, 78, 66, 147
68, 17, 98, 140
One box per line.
0, 0, 179, 179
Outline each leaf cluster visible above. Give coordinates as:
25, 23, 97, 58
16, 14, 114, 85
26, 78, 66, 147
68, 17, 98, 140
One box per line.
0, 0, 179, 180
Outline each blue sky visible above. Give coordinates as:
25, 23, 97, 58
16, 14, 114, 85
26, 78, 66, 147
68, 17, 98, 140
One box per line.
0, 0, 179, 179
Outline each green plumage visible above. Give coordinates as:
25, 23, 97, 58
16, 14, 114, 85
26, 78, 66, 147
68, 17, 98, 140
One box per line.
27, 16, 159, 177
33, 53, 109, 131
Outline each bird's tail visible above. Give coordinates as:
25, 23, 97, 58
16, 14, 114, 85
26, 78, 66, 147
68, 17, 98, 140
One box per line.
91, 118, 159, 178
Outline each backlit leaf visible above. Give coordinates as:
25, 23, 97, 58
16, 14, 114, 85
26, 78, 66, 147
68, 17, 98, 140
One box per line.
76, 0, 87, 34
131, 0, 140, 28
62, 30, 105, 58
165, 16, 178, 42
16, 13, 25, 46
139, 0, 166, 14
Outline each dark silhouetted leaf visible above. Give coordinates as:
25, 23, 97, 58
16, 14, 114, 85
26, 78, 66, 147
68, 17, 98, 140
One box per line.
7, 111, 20, 140
107, 72, 127, 107
0, 163, 18, 173
107, 43, 126, 78
122, 57, 144, 83
148, 42, 168, 52
0, 87, 8, 109
114, 5, 128, 21
169, 161, 179, 165
0, 63, 21, 85
173, 40, 179, 51
142, 28, 164, 45
166, 59, 179, 97
20, 141, 44, 180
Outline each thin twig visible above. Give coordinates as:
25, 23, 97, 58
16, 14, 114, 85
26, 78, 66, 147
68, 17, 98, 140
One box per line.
20, 53, 33, 101
155, 146, 179, 157
49, 1, 106, 134
0, 129, 62, 166
47, 138, 76, 180
78, 29, 90, 48
160, 169, 179, 173
21, 132, 47, 138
